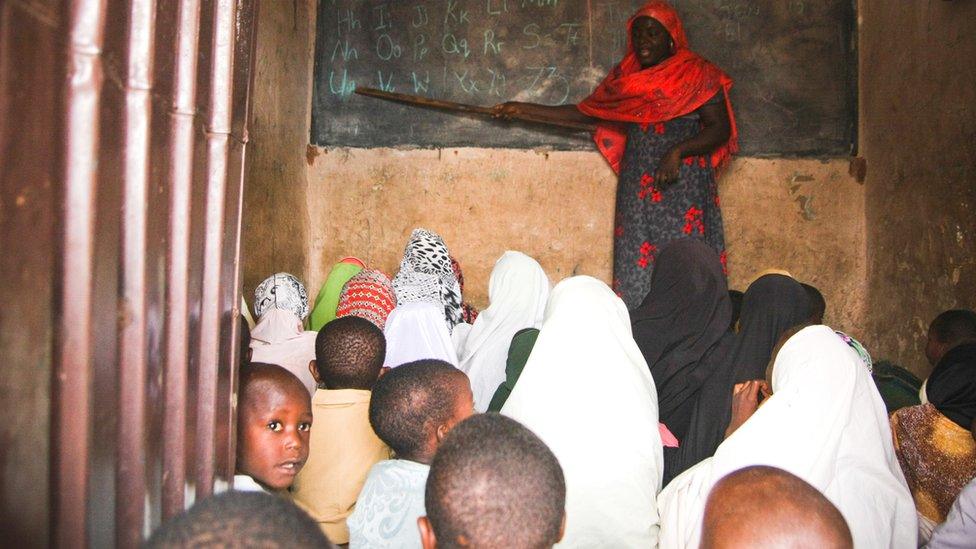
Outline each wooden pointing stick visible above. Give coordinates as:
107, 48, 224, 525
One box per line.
354, 86, 597, 133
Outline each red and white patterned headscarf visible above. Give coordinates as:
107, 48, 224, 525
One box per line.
336, 269, 397, 330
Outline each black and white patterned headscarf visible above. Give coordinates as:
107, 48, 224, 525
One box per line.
392, 228, 463, 331
253, 272, 310, 320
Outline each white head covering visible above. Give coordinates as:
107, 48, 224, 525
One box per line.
250, 308, 318, 395
253, 272, 310, 320
456, 251, 550, 412
383, 302, 459, 368
501, 276, 663, 548
657, 325, 917, 549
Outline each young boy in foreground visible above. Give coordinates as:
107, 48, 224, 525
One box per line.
235, 362, 312, 493
419, 413, 567, 549
291, 316, 392, 543
348, 359, 473, 548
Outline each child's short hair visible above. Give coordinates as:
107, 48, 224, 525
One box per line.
929, 309, 976, 344
146, 491, 335, 548
314, 316, 386, 390
702, 465, 852, 548
368, 359, 466, 460
239, 362, 309, 411
425, 414, 566, 549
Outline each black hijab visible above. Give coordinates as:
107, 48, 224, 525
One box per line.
631, 239, 732, 435
659, 273, 810, 486
731, 274, 811, 383
927, 342, 976, 429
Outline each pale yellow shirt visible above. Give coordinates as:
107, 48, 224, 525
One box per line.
290, 388, 391, 544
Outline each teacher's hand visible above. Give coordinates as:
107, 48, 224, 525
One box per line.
655, 147, 683, 186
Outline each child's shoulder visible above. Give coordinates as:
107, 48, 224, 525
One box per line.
365, 459, 429, 483
312, 387, 372, 405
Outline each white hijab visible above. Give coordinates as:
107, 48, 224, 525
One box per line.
250, 308, 318, 396
383, 302, 459, 367
657, 325, 917, 549
501, 276, 663, 548
456, 251, 550, 412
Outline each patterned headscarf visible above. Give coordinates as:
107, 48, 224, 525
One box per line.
254, 273, 310, 320
450, 255, 480, 324
392, 229, 463, 331
835, 330, 873, 373
336, 269, 398, 330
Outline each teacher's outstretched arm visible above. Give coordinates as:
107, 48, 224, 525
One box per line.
491, 102, 599, 128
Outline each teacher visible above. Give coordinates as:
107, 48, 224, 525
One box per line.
493, 1, 737, 309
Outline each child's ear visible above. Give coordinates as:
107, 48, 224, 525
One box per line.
417, 516, 437, 549
308, 360, 321, 384
557, 513, 567, 543
435, 423, 449, 443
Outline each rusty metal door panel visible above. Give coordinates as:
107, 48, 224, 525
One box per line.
157, 0, 199, 522
35, 0, 261, 546
215, 0, 258, 486
53, 0, 108, 546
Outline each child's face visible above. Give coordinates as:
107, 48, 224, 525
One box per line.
237, 385, 312, 490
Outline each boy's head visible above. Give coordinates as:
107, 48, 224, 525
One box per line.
236, 363, 313, 491
799, 283, 826, 325
146, 491, 335, 548
926, 309, 976, 366
701, 466, 852, 549
311, 315, 386, 390
368, 359, 473, 464
419, 414, 566, 549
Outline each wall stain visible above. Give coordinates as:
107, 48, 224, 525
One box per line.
305, 144, 319, 165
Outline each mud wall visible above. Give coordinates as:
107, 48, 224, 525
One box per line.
245, 1, 976, 376
244, 0, 867, 336
242, 0, 317, 298
859, 0, 976, 376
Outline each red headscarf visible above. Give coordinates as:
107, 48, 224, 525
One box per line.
578, 1, 738, 175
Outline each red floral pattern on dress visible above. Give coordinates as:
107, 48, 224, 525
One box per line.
714, 194, 721, 207
719, 250, 728, 276
683, 206, 705, 235
615, 225, 624, 238
654, 123, 666, 135
683, 157, 694, 166
638, 173, 663, 202
699, 156, 708, 168
637, 241, 658, 269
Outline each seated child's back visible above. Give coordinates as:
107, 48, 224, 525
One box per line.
291, 316, 391, 543
348, 359, 473, 548
420, 413, 567, 549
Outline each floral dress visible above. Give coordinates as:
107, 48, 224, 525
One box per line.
612, 103, 727, 309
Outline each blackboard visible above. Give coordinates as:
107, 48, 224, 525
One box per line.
310, 0, 856, 156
